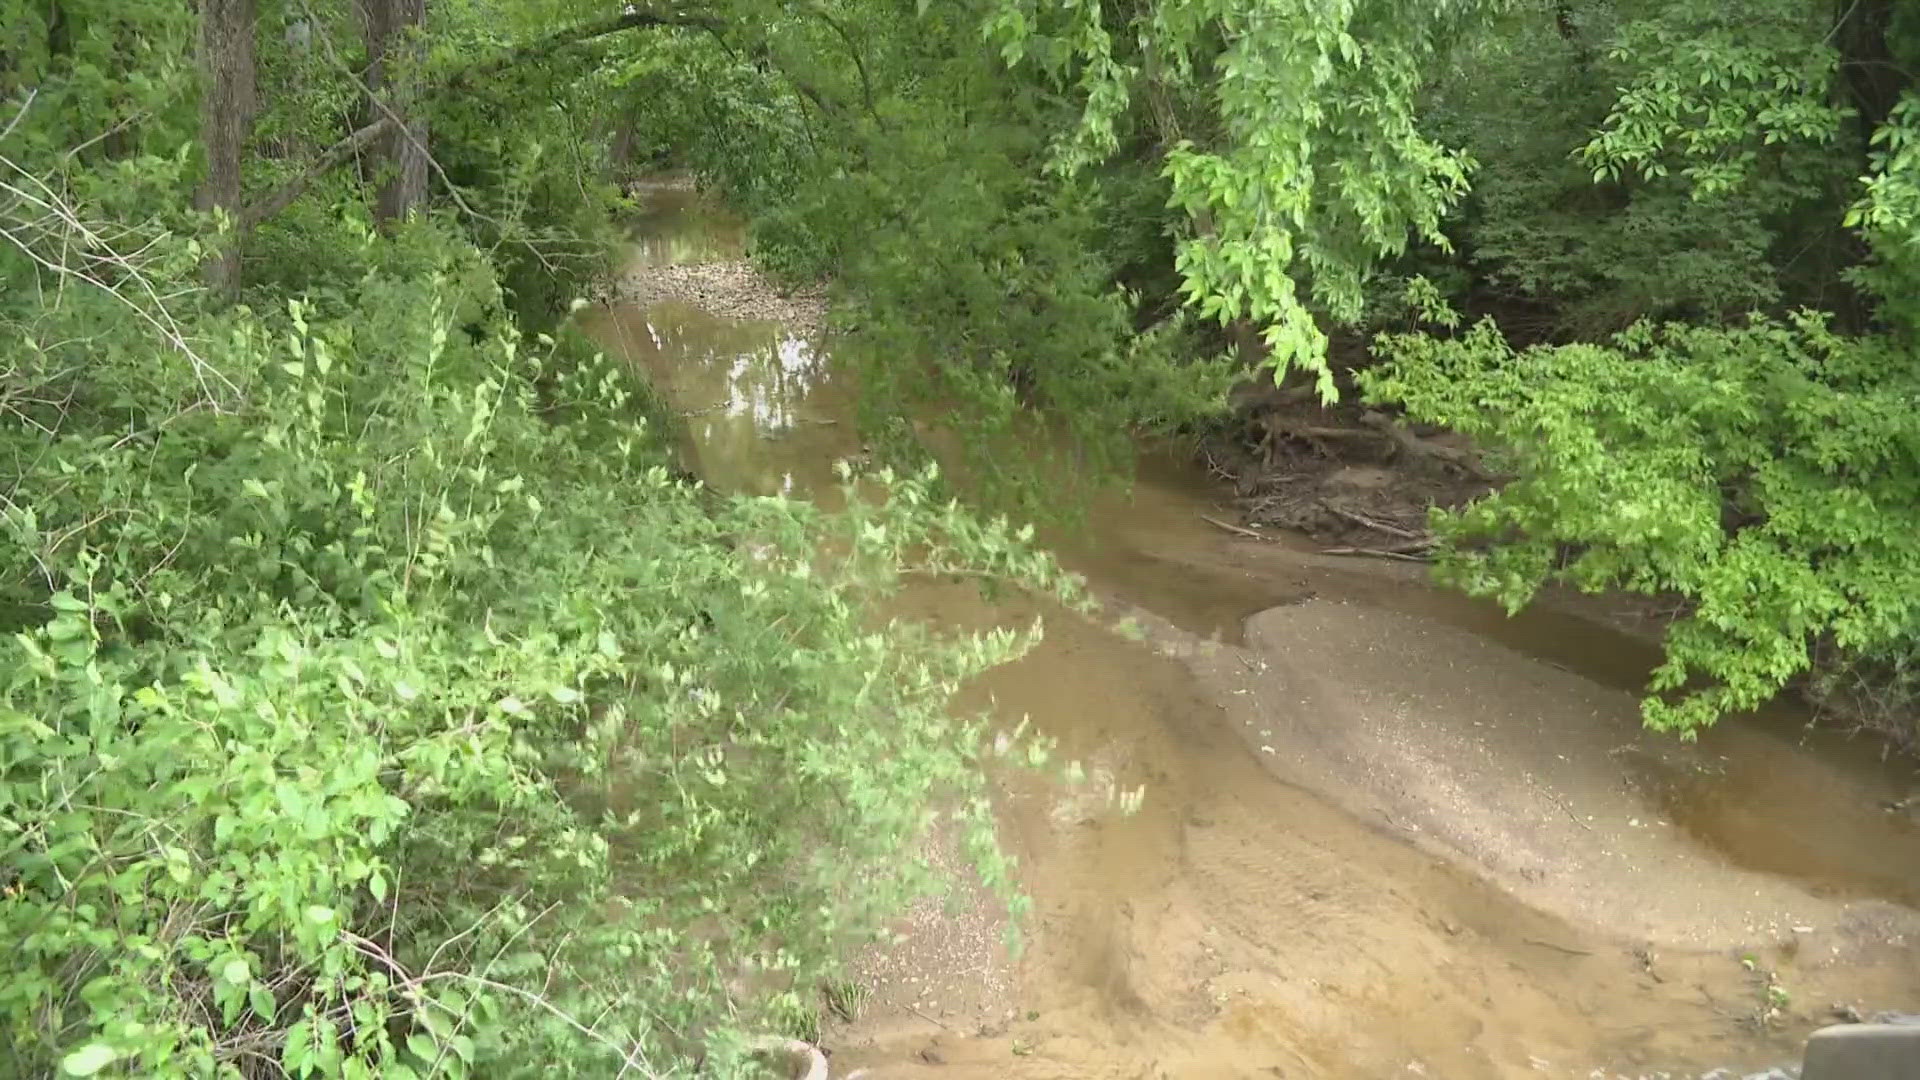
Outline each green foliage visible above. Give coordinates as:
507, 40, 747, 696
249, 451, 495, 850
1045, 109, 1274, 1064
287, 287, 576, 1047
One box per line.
610, 2, 1236, 523
1846, 96, 1920, 334
0, 2, 1099, 1070
1364, 0, 1920, 743
0, 0, 198, 165
1420, 1, 1806, 337
1, 216, 1077, 1075
1580, 0, 1849, 198
822, 977, 869, 1022
1366, 311, 1920, 737
987, 0, 1488, 394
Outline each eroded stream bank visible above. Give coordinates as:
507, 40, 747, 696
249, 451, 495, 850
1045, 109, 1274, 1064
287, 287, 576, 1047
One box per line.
583, 181, 1920, 1079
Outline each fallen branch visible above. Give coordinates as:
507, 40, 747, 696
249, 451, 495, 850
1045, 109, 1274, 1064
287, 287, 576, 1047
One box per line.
1320, 502, 1426, 541
905, 1004, 955, 1032
1271, 424, 1379, 440
1318, 546, 1430, 563
1201, 514, 1271, 540
1541, 787, 1594, 833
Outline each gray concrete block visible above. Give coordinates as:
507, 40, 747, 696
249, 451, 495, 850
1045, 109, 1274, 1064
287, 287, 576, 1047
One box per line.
1803, 1023, 1920, 1080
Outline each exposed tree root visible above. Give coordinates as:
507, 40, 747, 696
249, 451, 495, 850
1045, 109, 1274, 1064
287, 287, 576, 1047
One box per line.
1357, 410, 1496, 481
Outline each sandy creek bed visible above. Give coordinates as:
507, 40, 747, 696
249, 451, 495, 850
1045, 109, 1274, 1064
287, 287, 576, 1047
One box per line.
582, 183, 1920, 1079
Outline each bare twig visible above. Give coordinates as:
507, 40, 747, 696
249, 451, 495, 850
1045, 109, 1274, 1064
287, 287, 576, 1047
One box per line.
1541, 787, 1594, 833
0, 129, 237, 404
905, 1003, 954, 1031
0, 89, 37, 143
1200, 513, 1270, 540
342, 930, 668, 1079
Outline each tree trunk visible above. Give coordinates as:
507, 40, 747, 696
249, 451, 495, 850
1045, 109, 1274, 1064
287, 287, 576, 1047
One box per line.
361, 0, 429, 226
197, 0, 256, 297
1835, 0, 1908, 144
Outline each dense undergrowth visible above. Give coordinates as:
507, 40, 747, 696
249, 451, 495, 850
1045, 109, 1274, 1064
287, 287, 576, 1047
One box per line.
0, 2, 1077, 1075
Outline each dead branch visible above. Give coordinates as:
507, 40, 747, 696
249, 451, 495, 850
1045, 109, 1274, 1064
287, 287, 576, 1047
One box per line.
444, 9, 723, 96
1201, 514, 1271, 540
1320, 502, 1425, 541
1273, 424, 1378, 440
0, 123, 236, 402
239, 116, 393, 229
1524, 937, 1593, 957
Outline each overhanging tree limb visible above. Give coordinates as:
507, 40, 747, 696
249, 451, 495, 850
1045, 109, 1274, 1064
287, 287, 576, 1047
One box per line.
445, 8, 722, 93
240, 115, 392, 229
238, 7, 720, 229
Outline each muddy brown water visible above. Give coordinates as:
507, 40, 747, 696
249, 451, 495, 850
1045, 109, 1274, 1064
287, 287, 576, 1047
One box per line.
583, 186, 1920, 1078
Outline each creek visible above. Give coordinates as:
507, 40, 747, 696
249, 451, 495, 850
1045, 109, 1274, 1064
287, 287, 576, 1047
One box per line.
582, 181, 1920, 1079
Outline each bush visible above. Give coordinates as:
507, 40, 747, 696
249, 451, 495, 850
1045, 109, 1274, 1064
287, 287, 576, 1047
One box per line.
0, 221, 1074, 1077
1366, 310, 1920, 737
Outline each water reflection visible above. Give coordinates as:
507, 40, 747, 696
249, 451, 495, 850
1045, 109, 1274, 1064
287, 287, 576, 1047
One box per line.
578, 300, 855, 500
621, 182, 745, 268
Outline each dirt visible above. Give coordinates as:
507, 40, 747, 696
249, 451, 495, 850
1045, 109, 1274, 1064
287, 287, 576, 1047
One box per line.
584, 186, 1920, 1079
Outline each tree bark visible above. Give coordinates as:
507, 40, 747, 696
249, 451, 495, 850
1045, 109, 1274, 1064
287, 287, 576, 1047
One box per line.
360, 0, 429, 226
197, 0, 257, 297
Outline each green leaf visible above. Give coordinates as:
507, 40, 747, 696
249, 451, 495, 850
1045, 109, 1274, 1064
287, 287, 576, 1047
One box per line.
222, 957, 250, 984
61, 1045, 117, 1076
407, 1033, 440, 1063
283, 1020, 311, 1070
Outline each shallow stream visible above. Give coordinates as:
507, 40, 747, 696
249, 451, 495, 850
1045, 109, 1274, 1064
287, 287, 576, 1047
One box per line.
584, 183, 1920, 1079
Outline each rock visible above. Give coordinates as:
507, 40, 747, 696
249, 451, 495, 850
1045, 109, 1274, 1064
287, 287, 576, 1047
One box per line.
1802, 1022, 1920, 1079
